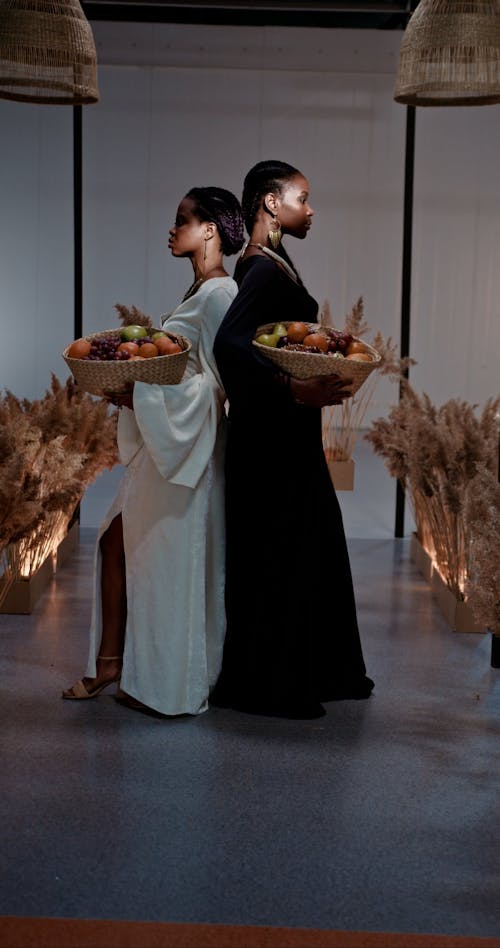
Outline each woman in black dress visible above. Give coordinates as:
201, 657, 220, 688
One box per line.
210, 160, 374, 719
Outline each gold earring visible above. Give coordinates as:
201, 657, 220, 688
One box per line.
269, 216, 282, 250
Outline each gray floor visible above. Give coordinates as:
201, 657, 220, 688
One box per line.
1, 442, 499, 938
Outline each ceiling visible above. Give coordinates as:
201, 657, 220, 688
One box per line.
82, 0, 418, 30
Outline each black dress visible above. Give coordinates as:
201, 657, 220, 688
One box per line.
210, 254, 373, 719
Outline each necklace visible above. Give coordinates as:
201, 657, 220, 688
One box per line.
182, 277, 204, 302
181, 268, 226, 302
246, 243, 299, 284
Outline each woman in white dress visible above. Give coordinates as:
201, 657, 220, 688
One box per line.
63, 186, 244, 715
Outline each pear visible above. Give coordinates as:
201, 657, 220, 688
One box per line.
256, 333, 281, 347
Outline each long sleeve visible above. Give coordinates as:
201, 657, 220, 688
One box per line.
116, 281, 235, 489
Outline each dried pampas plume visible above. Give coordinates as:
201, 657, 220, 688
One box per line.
321, 296, 414, 463
366, 389, 500, 605
0, 377, 119, 602
114, 303, 154, 330
464, 466, 500, 636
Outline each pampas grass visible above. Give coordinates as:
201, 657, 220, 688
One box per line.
321, 298, 413, 462
366, 386, 500, 605
0, 376, 118, 601
464, 466, 500, 635
114, 302, 153, 330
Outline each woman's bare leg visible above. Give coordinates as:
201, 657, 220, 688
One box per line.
62, 514, 126, 697
99, 513, 127, 662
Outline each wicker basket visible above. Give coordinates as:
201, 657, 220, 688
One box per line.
252, 323, 381, 395
62, 329, 191, 397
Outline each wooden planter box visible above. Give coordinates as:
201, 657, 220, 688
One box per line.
410, 532, 484, 634
325, 455, 355, 491
409, 533, 434, 583
0, 522, 79, 615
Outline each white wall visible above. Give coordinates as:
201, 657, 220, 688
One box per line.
1, 22, 498, 417
0, 102, 73, 399
411, 106, 500, 405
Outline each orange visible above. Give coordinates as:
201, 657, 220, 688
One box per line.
286, 321, 309, 343
346, 339, 369, 356
303, 332, 328, 353
117, 342, 140, 356
155, 336, 182, 355
346, 352, 373, 362
138, 343, 159, 358
67, 338, 91, 359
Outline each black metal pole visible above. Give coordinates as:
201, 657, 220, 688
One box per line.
72, 105, 83, 531
395, 104, 416, 538
73, 105, 83, 340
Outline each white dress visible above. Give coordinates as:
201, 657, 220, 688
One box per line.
85, 277, 237, 715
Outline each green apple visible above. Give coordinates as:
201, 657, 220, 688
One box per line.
152, 331, 167, 340
273, 322, 288, 337
120, 325, 148, 342
256, 333, 281, 347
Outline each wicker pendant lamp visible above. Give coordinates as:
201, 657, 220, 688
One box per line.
394, 0, 500, 106
0, 0, 99, 105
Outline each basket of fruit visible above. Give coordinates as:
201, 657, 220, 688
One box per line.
62, 325, 191, 397
252, 321, 381, 395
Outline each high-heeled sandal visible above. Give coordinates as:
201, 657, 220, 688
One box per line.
62, 655, 122, 700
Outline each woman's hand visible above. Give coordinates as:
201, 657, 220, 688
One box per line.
104, 383, 134, 411
290, 374, 353, 408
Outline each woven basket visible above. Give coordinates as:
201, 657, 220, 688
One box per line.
0, 0, 99, 105
252, 323, 381, 395
62, 329, 191, 397
394, 0, 500, 106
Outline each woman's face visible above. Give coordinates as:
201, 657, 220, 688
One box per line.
275, 174, 314, 239
168, 197, 208, 257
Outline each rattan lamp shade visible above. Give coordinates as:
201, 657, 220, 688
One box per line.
0, 0, 99, 104
394, 0, 500, 106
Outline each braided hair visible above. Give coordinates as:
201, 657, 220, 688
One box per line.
241, 159, 303, 283
241, 160, 300, 234
186, 186, 245, 256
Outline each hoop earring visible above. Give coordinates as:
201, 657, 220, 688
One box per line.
269, 215, 282, 249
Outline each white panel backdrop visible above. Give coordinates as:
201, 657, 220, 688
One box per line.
1, 23, 498, 416
0, 102, 73, 399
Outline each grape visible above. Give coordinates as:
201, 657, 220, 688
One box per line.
84, 334, 124, 360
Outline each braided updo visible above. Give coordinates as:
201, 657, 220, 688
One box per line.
186, 186, 245, 256
241, 160, 301, 234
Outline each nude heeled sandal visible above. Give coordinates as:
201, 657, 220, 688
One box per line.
62, 655, 122, 700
